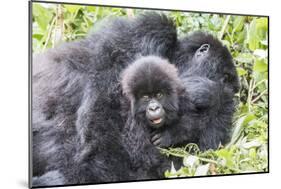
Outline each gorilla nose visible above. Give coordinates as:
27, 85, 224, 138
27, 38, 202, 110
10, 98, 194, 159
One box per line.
148, 103, 160, 112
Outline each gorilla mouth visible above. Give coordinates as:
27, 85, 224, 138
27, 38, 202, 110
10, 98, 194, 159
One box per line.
148, 117, 165, 128
151, 118, 163, 124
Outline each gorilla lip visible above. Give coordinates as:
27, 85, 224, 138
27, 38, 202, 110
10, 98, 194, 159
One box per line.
151, 118, 162, 124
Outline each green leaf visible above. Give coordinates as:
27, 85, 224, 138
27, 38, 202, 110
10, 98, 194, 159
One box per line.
248, 18, 268, 51
235, 53, 254, 63
237, 67, 247, 76
64, 5, 81, 14
235, 28, 246, 43
216, 149, 234, 167
242, 140, 262, 149
248, 19, 259, 51
249, 148, 257, 159
254, 49, 267, 59
32, 33, 44, 41
253, 59, 267, 73
209, 15, 222, 31
33, 3, 53, 31
233, 16, 245, 32
260, 40, 268, 46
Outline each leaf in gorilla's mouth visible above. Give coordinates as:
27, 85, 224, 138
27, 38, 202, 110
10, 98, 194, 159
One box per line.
151, 118, 162, 124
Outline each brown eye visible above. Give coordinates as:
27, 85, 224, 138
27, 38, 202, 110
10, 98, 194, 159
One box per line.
142, 95, 149, 100
156, 92, 163, 99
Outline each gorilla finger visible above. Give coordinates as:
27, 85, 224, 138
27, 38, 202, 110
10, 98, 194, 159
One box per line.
152, 138, 162, 146
151, 134, 161, 142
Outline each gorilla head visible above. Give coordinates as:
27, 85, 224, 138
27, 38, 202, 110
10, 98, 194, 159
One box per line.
121, 56, 183, 128
170, 32, 240, 150
176, 32, 240, 94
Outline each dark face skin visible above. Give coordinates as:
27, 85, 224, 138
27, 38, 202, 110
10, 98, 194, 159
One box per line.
133, 88, 179, 129
137, 91, 166, 128
121, 56, 182, 130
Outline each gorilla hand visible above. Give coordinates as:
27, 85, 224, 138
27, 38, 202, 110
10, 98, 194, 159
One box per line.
150, 130, 172, 148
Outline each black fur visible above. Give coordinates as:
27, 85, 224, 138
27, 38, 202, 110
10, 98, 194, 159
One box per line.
151, 32, 240, 150
174, 32, 240, 93
121, 56, 183, 179
32, 13, 239, 186
32, 13, 177, 186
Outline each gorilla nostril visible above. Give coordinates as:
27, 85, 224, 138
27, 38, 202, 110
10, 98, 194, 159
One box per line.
149, 105, 159, 112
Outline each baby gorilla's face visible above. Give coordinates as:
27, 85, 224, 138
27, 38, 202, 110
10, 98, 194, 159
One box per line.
133, 87, 180, 129
134, 91, 170, 128
121, 56, 183, 129
145, 94, 165, 127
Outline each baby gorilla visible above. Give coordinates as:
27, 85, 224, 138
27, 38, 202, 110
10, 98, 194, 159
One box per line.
121, 56, 183, 179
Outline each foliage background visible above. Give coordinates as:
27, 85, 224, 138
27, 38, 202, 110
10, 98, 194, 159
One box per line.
32, 2, 268, 177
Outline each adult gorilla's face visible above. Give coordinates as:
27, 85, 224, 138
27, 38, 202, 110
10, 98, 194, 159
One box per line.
121, 56, 183, 129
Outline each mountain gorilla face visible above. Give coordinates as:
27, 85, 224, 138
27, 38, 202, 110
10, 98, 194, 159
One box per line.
137, 91, 167, 128
177, 32, 240, 94
121, 56, 183, 129
145, 96, 166, 127
192, 43, 239, 93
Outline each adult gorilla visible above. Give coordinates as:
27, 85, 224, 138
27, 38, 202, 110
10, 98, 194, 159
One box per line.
32, 12, 240, 186
32, 13, 177, 186
150, 32, 240, 150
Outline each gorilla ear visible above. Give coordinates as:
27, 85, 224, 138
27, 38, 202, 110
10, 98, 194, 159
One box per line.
194, 44, 210, 59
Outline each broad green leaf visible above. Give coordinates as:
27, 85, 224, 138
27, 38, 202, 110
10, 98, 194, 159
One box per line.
248, 19, 259, 51
209, 15, 222, 31
235, 53, 254, 63
260, 40, 268, 46
256, 18, 268, 33
227, 114, 256, 148
244, 114, 257, 125
64, 5, 81, 14
32, 33, 43, 41
254, 49, 268, 59
233, 16, 245, 32
235, 28, 246, 43
237, 67, 247, 76
253, 59, 267, 73
33, 3, 53, 31
242, 140, 262, 149
248, 18, 268, 51
216, 149, 234, 167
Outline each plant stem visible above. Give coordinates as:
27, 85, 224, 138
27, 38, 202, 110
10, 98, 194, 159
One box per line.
43, 16, 56, 50
219, 15, 231, 40
198, 157, 218, 164
53, 4, 64, 46
251, 89, 268, 103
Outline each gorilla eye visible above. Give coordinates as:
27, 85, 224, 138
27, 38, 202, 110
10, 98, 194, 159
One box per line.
142, 95, 150, 101
156, 92, 163, 99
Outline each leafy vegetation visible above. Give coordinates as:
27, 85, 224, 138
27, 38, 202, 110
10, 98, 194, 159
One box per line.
32, 3, 268, 177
